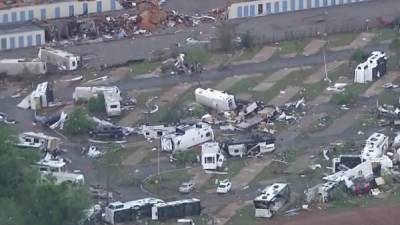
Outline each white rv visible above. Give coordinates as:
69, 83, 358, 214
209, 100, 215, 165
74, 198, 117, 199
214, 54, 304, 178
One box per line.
37, 154, 84, 185
222, 133, 275, 157
254, 183, 290, 218
73, 86, 122, 116
151, 198, 201, 221
17, 82, 54, 110
354, 51, 388, 84
195, 88, 236, 111
38, 47, 81, 71
105, 198, 164, 225
161, 123, 214, 152
17, 132, 60, 151
141, 125, 176, 139
0, 58, 47, 76
362, 132, 388, 160
201, 142, 224, 170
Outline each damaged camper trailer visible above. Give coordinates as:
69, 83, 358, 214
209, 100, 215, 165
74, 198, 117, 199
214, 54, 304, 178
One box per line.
17, 82, 54, 110
161, 123, 214, 152
38, 47, 81, 71
151, 198, 201, 221
254, 183, 290, 218
201, 142, 224, 170
0, 58, 47, 76
141, 125, 176, 139
195, 88, 237, 111
222, 133, 275, 157
17, 132, 60, 151
105, 198, 164, 225
362, 132, 388, 160
354, 51, 388, 83
73, 86, 122, 116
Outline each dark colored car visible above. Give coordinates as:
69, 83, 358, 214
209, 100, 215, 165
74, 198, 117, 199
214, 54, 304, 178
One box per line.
89, 125, 124, 139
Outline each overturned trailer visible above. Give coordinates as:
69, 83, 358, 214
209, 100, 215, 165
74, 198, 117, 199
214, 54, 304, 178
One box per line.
201, 142, 224, 170
38, 47, 81, 71
151, 198, 201, 221
354, 51, 388, 84
222, 133, 275, 157
105, 198, 164, 225
195, 88, 237, 111
0, 58, 47, 76
361, 132, 388, 160
254, 183, 290, 218
17, 81, 54, 110
161, 123, 214, 152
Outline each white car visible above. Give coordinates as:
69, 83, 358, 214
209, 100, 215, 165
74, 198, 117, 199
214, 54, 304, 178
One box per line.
217, 179, 232, 194
179, 181, 195, 193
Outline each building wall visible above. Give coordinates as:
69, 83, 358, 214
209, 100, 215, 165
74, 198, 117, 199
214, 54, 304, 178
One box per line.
0, 29, 45, 50
0, 0, 122, 24
228, 0, 367, 19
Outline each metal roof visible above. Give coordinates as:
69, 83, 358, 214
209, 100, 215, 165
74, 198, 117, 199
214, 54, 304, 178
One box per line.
0, 22, 43, 35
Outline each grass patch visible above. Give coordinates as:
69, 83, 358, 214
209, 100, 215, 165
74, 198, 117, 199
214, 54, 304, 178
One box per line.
250, 161, 288, 186
378, 89, 399, 105
278, 39, 309, 56
225, 205, 256, 225
228, 75, 266, 94
129, 61, 160, 75
332, 83, 370, 105
254, 68, 314, 103
373, 28, 399, 43
234, 48, 260, 62
144, 169, 191, 198
388, 53, 399, 71
201, 159, 247, 191
327, 32, 358, 48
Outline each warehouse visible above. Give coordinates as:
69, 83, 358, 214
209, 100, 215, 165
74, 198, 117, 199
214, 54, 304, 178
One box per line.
0, 22, 44, 51
227, 0, 368, 19
0, 0, 122, 24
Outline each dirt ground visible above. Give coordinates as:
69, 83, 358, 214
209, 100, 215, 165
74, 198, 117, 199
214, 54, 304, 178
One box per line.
216, 73, 263, 91
215, 200, 252, 225
331, 32, 376, 51
121, 141, 153, 166
269, 86, 301, 106
253, 67, 308, 92
231, 158, 273, 190
252, 46, 277, 62
302, 39, 326, 56
361, 71, 399, 97
304, 61, 345, 84
267, 204, 400, 225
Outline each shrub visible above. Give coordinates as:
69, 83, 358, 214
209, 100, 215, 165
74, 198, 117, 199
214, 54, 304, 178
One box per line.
64, 108, 95, 136
240, 30, 255, 49
87, 93, 105, 113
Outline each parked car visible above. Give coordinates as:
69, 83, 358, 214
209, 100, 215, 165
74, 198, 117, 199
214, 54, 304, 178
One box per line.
217, 179, 232, 194
89, 125, 124, 139
179, 181, 195, 193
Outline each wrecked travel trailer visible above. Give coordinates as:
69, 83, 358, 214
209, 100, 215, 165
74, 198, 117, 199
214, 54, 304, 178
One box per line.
141, 125, 176, 139
36, 154, 84, 185
17, 132, 60, 152
38, 47, 81, 71
73, 86, 122, 116
17, 81, 54, 110
161, 123, 214, 152
151, 198, 201, 221
362, 132, 388, 160
222, 133, 275, 157
354, 51, 388, 84
201, 142, 225, 170
105, 198, 164, 225
195, 88, 237, 111
0, 58, 47, 76
254, 183, 290, 218
332, 155, 363, 173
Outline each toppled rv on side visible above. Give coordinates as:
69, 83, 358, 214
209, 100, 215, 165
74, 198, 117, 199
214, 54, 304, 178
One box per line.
73, 86, 122, 116
161, 123, 214, 152
362, 132, 388, 160
151, 198, 201, 221
17, 132, 60, 152
201, 142, 224, 170
38, 47, 81, 71
36, 154, 84, 185
254, 183, 290, 218
195, 88, 237, 111
105, 198, 164, 225
17, 82, 54, 110
354, 51, 388, 84
0, 58, 47, 76
222, 133, 275, 157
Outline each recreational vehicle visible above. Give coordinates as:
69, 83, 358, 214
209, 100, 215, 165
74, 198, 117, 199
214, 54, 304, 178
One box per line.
104, 90, 121, 116
141, 125, 176, 139
254, 183, 290, 218
38, 47, 81, 71
195, 88, 236, 111
0, 58, 47, 76
17, 82, 54, 110
105, 198, 164, 225
201, 142, 224, 170
17, 132, 60, 151
151, 198, 201, 221
36, 154, 85, 185
354, 51, 387, 84
361, 132, 388, 160
332, 155, 362, 173
73, 86, 122, 116
222, 133, 275, 157
161, 123, 214, 152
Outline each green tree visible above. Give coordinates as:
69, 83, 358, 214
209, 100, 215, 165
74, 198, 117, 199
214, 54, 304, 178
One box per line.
87, 93, 105, 113
216, 22, 236, 52
390, 38, 400, 55
351, 49, 368, 63
240, 30, 254, 49
186, 47, 209, 65
64, 107, 95, 136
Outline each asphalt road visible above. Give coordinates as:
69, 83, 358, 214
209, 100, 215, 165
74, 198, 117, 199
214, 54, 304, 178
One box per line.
1, 0, 399, 67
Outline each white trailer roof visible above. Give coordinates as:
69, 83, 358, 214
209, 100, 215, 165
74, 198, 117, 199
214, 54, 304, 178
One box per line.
195, 88, 234, 101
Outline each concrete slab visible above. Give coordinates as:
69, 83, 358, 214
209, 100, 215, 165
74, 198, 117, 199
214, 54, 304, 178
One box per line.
303, 39, 326, 56
304, 61, 346, 84
231, 158, 272, 190
361, 71, 399, 98
251, 46, 277, 62
269, 86, 301, 106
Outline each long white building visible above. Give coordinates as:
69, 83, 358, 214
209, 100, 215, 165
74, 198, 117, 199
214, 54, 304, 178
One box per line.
0, 0, 122, 24
228, 0, 368, 19
0, 22, 44, 50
